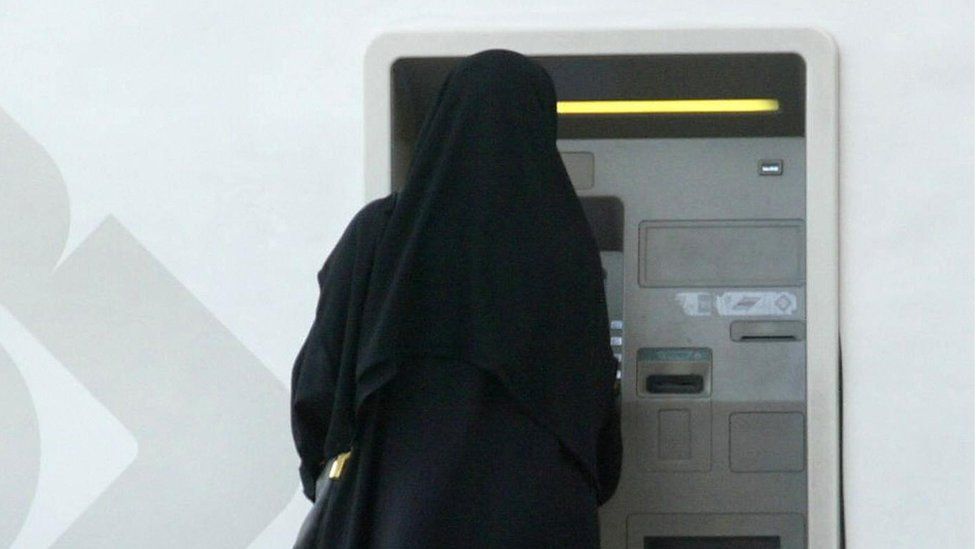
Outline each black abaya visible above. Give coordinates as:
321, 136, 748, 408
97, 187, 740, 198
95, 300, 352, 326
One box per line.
367, 358, 600, 548
290, 49, 622, 548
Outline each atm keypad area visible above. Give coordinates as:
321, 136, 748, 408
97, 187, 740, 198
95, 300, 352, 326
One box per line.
391, 53, 808, 548
567, 137, 807, 549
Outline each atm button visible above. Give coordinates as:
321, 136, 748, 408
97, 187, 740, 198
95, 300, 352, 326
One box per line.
610, 336, 623, 346
759, 159, 784, 176
610, 320, 624, 330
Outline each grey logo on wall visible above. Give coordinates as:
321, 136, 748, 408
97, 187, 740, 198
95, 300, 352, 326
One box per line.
0, 347, 40, 548
0, 108, 295, 547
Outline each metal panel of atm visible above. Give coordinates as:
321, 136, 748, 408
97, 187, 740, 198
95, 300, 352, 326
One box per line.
366, 31, 840, 549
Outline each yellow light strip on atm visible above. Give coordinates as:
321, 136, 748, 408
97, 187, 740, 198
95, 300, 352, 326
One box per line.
556, 98, 780, 115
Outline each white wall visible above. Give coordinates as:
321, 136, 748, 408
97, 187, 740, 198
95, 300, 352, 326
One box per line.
0, 1, 971, 547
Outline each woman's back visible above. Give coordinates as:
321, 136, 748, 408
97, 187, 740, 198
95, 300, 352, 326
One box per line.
365, 358, 599, 548
290, 49, 621, 548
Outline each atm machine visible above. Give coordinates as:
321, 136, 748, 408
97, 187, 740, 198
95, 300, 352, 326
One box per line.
364, 29, 839, 549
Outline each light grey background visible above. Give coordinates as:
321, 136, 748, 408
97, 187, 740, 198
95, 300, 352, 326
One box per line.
0, 0, 971, 547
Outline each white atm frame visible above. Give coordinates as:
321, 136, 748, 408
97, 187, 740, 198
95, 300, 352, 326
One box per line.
363, 28, 840, 548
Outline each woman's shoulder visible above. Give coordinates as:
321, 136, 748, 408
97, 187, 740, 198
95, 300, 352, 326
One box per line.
335, 193, 397, 245
333, 192, 397, 253
353, 192, 398, 225
317, 193, 397, 278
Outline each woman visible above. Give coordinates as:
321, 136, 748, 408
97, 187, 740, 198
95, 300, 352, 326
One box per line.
290, 49, 621, 548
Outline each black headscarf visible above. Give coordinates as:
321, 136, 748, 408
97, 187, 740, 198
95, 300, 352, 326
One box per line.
354, 49, 618, 490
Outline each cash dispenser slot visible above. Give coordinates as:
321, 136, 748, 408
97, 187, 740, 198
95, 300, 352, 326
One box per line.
637, 348, 712, 399
645, 536, 781, 548
730, 320, 805, 342
646, 374, 705, 394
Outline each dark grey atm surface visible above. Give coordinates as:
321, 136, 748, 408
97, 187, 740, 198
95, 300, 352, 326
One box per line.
561, 138, 807, 549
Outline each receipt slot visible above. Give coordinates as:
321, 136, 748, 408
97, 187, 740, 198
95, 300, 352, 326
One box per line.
365, 29, 839, 549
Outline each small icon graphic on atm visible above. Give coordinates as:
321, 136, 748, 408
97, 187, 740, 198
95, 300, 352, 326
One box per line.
733, 296, 761, 310
716, 292, 798, 316
759, 159, 784, 175
675, 292, 713, 316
